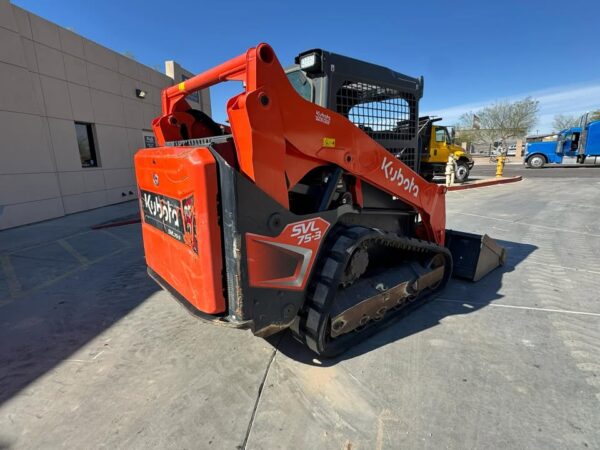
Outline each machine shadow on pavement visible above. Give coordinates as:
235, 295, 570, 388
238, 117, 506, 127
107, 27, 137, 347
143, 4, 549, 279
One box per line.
272, 239, 537, 366
0, 230, 160, 407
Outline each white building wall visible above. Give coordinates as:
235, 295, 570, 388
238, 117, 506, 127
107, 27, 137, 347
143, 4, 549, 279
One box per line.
165, 60, 212, 117
0, 1, 211, 229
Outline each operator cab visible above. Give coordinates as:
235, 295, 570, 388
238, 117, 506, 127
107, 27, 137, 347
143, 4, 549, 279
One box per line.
556, 128, 582, 155
417, 116, 444, 157
285, 49, 424, 173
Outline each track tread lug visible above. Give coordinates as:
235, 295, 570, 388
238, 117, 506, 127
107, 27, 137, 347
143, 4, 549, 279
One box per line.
291, 225, 453, 357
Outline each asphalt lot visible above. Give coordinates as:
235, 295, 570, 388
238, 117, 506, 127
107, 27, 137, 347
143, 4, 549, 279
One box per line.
1, 173, 599, 449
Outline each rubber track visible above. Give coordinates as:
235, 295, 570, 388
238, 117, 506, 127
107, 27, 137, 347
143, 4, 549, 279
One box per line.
291, 226, 453, 357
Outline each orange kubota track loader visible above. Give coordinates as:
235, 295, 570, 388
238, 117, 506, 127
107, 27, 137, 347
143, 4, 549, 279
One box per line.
135, 44, 505, 356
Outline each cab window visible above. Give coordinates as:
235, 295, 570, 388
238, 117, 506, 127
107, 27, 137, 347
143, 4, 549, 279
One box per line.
571, 132, 580, 150
435, 128, 446, 143
286, 70, 313, 101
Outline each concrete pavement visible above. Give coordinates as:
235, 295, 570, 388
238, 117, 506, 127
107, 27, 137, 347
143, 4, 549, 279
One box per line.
1, 175, 599, 449
471, 163, 600, 179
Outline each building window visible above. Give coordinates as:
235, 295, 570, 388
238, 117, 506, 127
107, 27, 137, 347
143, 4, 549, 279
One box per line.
181, 74, 200, 103
75, 122, 98, 168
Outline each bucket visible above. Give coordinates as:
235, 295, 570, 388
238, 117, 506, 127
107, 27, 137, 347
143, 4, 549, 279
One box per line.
445, 230, 507, 281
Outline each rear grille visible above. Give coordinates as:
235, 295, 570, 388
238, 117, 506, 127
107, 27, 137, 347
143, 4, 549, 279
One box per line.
335, 80, 417, 170
388, 147, 417, 171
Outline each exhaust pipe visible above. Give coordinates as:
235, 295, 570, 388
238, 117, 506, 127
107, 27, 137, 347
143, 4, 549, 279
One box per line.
445, 230, 507, 281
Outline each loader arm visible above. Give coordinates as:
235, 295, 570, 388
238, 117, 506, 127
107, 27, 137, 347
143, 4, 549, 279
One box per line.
154, 43, 446, 245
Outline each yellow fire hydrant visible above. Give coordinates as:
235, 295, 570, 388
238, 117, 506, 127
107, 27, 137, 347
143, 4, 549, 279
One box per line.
496, 154, 506, 177
445, 154, 456, 186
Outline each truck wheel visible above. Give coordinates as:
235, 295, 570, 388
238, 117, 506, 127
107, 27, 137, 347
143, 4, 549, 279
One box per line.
455, 161, 470, 182
527, 155, 545, 169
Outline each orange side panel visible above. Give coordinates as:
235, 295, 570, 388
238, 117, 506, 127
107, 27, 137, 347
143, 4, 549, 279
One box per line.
245, 217, 331, 291
134, 147, 225, 314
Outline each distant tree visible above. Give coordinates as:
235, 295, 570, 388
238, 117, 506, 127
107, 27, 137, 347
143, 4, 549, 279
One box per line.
590, 109, 600, 122
456, 97, 539, 149
453, 126, 477, 148
552, 114, 579, 131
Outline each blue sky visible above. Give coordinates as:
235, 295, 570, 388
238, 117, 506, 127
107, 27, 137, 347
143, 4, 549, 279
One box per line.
14, 0, 600, 132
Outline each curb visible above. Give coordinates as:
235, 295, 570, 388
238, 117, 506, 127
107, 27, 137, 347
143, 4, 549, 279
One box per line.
447, 176, 522, 191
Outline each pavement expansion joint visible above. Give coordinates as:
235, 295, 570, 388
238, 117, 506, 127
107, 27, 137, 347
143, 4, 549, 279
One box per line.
241, 333, 283, 449
435, 298, 600, 317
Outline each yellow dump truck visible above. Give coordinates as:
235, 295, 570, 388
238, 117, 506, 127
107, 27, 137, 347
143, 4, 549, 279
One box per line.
419, 116, 474, 182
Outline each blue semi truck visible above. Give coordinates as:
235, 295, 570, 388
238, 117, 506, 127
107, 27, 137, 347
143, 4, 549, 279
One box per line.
524, 112, 600, 168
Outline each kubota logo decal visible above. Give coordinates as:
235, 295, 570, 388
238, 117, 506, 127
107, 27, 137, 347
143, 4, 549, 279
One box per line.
381, 156, 419, 198
290, 219, 324, 245
143, 192, 180, 227
140, 190, 185, 243
315, 110, 331, 125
